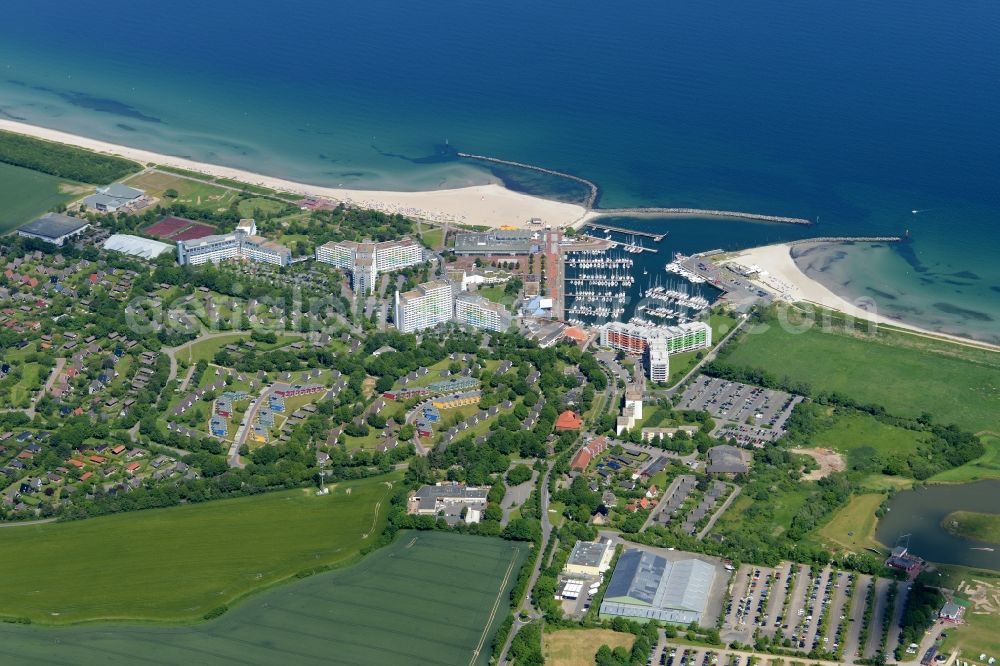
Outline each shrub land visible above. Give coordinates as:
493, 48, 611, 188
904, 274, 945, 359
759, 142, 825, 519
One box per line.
0, 531, 527, 666
0, 130, 141, 184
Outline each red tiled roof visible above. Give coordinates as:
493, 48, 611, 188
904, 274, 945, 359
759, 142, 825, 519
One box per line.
555, 410, 583, 431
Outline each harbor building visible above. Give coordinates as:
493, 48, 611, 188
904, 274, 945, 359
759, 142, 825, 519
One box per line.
453, 229, 541, 256
176, 231, 290, 267
394, 280, 454, 333
17, 213, 90, 246
601, 321, 711, 381
454, 293, 512, 332
315, 237, 424, 294
600, 549, 716, 625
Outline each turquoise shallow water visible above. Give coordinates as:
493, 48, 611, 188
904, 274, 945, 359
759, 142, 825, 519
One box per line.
0, 0, 998, 341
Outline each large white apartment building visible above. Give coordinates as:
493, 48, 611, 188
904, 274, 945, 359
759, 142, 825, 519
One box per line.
454, 293, 512, 332
394, 280, 454, 333
600, 321, 711, 382
315, 237, 424, 295
176, 224, 290, 267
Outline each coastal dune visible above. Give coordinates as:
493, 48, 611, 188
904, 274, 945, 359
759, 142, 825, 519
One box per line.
0, 119, 587, 229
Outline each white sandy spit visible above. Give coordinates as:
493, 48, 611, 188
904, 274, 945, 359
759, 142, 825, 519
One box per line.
0, 119, 586, 229
724, 242, 1000, 351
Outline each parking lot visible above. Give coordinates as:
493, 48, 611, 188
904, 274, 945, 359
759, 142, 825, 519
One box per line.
720, 562, 902, 662
677, 376, 802, 447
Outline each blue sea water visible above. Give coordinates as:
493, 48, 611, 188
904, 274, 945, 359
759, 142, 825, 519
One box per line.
1, 0, 998, 341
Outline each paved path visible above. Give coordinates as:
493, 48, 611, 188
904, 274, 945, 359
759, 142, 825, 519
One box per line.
865, 577, 891, 658
228, 385, 276, 468
42, 357, 65, 395
843, 574, 872, 660
0, 517, 58, 528
697, 485, 741, 540
887, 580, 910, 656
178, 365, 197, 391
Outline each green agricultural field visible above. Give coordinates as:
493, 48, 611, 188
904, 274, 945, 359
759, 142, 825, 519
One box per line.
815, 492, 884, 553
0, 475, 398, 624
124, 170, 239, 211
718, 317, 1000, 432
0, 162, 85, 233
0, 531, 527, 666
930, 435, 1000, 483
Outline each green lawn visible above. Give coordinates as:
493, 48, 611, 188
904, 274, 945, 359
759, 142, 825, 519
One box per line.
931, 436, 1000, 483
815, 492, 884, 553
719, 318, 1000, 432
0, 162, 84, 233
941, 510, 1000, 544
0, 532, 527, 666
419, 226, 445, 250
938, 602, 1000, 662
478, 285, 516, 308
124, 170, 239, 211
180, 333, 298, 364
237, 197, 288, 218
0, 475, 398, 624
809, 410, 927, 461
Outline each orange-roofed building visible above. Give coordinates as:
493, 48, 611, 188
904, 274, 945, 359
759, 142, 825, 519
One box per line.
563, 327, 587, 345
555, 410, 583, 432
570, 435, 608, 471
110, 445, 127, 455
80, 471, 93, 482
125, 462, 141, 475
68, 459, 85, 468
89, 455, 106, 464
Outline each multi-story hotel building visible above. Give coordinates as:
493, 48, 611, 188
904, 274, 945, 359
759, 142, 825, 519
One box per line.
454, 293, 512, 332
600, 321, 711, 381
176, 222, 290, 267
315, 237, 423, 294
394, 280, 454, 333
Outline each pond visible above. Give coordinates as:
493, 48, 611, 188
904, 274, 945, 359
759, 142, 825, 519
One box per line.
876, 480, 1000, 571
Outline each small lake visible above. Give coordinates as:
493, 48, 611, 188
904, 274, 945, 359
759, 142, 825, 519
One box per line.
876, 480, 1000, 571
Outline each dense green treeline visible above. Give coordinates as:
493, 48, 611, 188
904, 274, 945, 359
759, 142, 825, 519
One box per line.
0, 130, 141, 184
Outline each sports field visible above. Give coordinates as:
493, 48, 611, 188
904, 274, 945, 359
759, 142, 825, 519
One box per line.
124, 170, 239, 211
0, 474, 398, 624
0, 531, 527, 666
719, 321, 1000, 432
0, 162, 84, 233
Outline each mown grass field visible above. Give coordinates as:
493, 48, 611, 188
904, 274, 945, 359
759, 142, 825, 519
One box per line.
0, 474, 398, 624
543, 628, 635, 666
941, 510, 1000, 544
236, 196, 287, 218
719, 321, 1000, 432
938, 604, 1000, 663
815, 492, 884, 553
0, 162, 83, 233
0, 531, 526, 666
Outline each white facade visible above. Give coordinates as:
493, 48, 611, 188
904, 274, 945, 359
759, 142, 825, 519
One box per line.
235, 218, 257, 236
648, 339, 670, 383
454, 293, 512, 332
177, 232, 290, 267
395, 280, 454, 333
315, 237, 423, 295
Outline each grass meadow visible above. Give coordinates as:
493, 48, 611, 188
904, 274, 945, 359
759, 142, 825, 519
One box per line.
0, 531, 526, 666
124, 170, 239, 212
543, 628, 635, 665
719, 320, 1000, 432
0, 474, 398, 624
815, 492, 885, 553
0, 162, 83, 233
930, 435, 1000, 483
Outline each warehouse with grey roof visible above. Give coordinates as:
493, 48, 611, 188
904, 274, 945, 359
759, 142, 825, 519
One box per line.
600, 549, 717, 625
17, 213, 90, 246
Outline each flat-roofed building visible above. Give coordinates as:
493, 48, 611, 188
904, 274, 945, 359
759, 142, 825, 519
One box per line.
454, 293, 512, 332
17, 213, 90, 246
601, 321, 711, 381
235, 218, 257, 236
407, 482, 488, 524
80, 183, 144, 213
564, 539, 615, 577
103, 234, 173, 260
600, 549, 717, 625
453, 230, 541, 255
176, 232, 290, 267
395, 280, 453, 333
315, 237, 423, 294
241, 235, 291, 266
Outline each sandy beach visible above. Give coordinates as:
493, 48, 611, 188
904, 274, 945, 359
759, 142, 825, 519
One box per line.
724, 242, 1000, 351
0, 119, 587, 230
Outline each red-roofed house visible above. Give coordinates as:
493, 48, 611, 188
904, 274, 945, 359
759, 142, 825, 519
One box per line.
125, 462, 141, 475
570, 436, 608, 471
110, 445, 127, 455
79, 471, 93, 482
68, 459, 85, 469
89, 455, 106, 464
563, 327, 588, 345
555, 410, 583, 432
